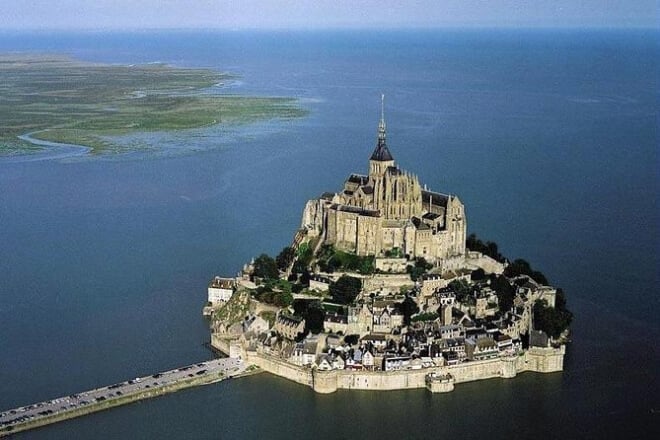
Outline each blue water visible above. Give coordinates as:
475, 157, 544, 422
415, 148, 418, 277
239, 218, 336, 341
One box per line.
0, 29, 658, 439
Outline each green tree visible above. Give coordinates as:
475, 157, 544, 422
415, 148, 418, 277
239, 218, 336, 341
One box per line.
305, 304, 325, 334
297, 243, 314, 267
407, 257, 433, 281
471, 268, 486, 281
253, 254, 279, 280
490, 275, 515, 312
358, 256, 375, 275
300, 269, 311, 286
276, 246, 296, 271
448, 279, 471, 303
411, 312, 438, 322
344, 334, 359, 345
415, 257, 433, 270
504, 259, 548, 285
273, 291, 294, 307
533, 300, 573, 338
329, 275, 362, 305
555, 288, 567, 310
466, 234, 505, 262
401, 296, 419, 326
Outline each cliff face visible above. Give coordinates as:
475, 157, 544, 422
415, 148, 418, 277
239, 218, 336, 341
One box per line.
301, 199, 325, 236
211, 289, 251, 335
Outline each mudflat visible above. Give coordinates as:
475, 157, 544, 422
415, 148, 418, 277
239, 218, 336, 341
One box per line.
0, 54, 305, 155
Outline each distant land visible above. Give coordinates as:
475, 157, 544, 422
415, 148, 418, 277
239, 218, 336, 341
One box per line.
0, 54, 306, 156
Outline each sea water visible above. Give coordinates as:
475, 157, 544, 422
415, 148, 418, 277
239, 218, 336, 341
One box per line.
0, 29, 657, 439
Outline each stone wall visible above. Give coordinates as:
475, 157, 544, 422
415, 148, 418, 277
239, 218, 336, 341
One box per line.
375, 257, 408, 273
420, 276, 450, 297
525, 346, 565, 372
240, 346, 565, 394
363, 274, 413, 295
212, 331, 566, 395
464, 251, 505, 275
246, 351, 312, 388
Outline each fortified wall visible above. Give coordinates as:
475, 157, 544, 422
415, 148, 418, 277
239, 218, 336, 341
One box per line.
217, 339, 565, 394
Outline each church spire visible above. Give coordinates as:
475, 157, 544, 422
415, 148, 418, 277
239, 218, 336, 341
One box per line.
370, 94, 394, 162
378, 93, 386, 141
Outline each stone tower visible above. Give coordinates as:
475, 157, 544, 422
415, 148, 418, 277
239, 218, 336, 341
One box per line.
367, 95, 423, 220
369, 94, 395, 178
299, 96, 466, 263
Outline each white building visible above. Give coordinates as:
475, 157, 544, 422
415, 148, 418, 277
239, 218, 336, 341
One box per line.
208, 276, 235, 304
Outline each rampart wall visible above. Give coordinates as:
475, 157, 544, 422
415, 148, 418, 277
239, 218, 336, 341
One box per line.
210, 333, 565, 394
363, 274, 414, 294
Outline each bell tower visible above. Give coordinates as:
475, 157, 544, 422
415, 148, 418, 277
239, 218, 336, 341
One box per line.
369, 94, 395, 177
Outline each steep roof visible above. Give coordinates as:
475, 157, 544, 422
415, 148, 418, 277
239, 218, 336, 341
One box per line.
370, 138, 394, 161
422, 190, 449, 208
371, 95, 394, 161
347, 174, 369, 185
330, 204, 380, 217
411, 217, 431, 230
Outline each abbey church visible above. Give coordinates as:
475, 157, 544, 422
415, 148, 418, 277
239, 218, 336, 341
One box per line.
300, 99, 466, 264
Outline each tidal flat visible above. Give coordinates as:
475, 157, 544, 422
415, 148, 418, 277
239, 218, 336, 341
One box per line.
0, 54, 305, 155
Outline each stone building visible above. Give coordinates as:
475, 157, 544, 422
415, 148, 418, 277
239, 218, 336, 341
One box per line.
300, 97, 466, 265
207, 276, 235, 304
273, 312, 305, 341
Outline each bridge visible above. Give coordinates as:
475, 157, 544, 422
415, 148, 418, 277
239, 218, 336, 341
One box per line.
0, 357, 249, 437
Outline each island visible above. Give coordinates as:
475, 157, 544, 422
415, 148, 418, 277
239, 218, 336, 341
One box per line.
206, 99, 572, 394
0, 55, 305, 156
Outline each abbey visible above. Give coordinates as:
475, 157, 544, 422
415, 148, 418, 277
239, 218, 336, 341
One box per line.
301, 99, 466, 264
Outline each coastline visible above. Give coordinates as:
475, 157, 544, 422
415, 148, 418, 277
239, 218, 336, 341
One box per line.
8, 131, 93, 162
211, 334, 564, 394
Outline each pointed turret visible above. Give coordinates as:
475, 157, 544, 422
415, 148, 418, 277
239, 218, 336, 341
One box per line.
370, 94, 394, 162
369, 94, 395, 177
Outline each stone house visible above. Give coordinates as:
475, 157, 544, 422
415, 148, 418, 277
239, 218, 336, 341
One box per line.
207, 276, 234, 304
362, 350, 375, 369
361, 334, 388, 351
302, 338, 319, 366
274, 312, 305, 341
317, 355, 333, 371
309, 275, 331, 292
382, 355, 412, 371
465, 336, 499, 361
332, 354, 346, 370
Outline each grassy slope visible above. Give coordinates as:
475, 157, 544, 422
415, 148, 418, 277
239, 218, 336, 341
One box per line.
0, 55, 306, 155
213, 289, 251, 328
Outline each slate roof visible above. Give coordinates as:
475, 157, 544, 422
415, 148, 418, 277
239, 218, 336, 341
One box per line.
347, 174, 369, 185
422, 212, 441, 221
370, 138, 394, 161
330, 204, 380, 217
385, 166, 402, 175
421, 190, 449, 208
411, 217, 431, 230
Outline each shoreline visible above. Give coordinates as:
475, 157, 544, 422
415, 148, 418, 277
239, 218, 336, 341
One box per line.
9, 131, 92, 162
211, 335, 565, 394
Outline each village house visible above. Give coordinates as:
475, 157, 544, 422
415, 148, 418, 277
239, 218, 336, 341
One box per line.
207, 276, 235, 304
309, 274, 332, 292
274, 312, 305, 341
361, 333, 388, 352
301, 337, 319, 366
362, 350, 375, 369
317, 355, 333, 371
465, 336, 499, 361
383, 355, 412, 371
